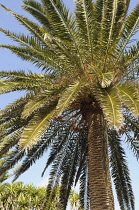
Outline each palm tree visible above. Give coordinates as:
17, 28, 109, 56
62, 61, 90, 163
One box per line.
0, 182, 66, 210
0, 0, 139, 209
70, 190, 82, 210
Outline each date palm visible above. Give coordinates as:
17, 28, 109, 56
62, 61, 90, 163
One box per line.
0, 0, 139, 209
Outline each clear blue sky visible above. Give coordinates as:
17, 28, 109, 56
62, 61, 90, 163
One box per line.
0, 1, 139, 210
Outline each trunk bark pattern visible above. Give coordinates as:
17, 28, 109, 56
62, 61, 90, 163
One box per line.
87, 112, 114, 210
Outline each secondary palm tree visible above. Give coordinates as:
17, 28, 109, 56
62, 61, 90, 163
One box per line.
0, 0, 139, 209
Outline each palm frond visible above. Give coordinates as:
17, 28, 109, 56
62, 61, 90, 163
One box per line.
0, 79, 20, 94
13, 120, 62, 181
0, 93, 30, 118
21, 95, 49, 119
22, 0, 52, 31
56, 80, 82, 115
124, 41, 139, 69
124, 113, 139, 160
110, 0, 130, 40
0, 28, 44, 50
0, 70, 54, 93
42, 123, 71, 176
59, 142, 79, 209
0, 45, 49, 69
108, 0, 118, 42
100, 0, 113, 46
94, 0, 104, 24
0, 130, 23, 158
19, 107, 56, 148
75, 0, 94, 58
95, 87, 123, 129
0, 4, 48, 44
109, 130, 135, 210
41, 0, 85, 70
41, 0, 75, 41
79, 160, 90, 210
0, 150, 25, 177
116, 4, 139, 63
117, 82, 139, 117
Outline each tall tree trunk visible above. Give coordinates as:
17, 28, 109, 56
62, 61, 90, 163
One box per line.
87, 112, 114, 210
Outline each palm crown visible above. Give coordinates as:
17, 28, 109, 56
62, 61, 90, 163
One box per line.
0, 0, 139, 209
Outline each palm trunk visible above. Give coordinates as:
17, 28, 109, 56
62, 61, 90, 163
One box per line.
87, 112, 114, 210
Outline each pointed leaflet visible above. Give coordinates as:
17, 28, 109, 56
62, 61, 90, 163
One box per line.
109, 0, 130, 40
100, 0, 113, 45
21, 95, 50, 119
0, 71, 53, 93
20, 78, 81, 148
108, 0, 118, 42
74, 0, 94, 53
56, 80, 82, 116
109, 130, 135, 210
19, 108, 56, 149
117, 82, 139, 117
0, 79, 38, 94
22, 0, 52, 31
41, 0, 75, 41
95, 87, 123, 129
42, 0, 85, 70
0, 28, 46, 59
116, 4, 139, 63
0, 79, 22, 94
0, 4, 48, 45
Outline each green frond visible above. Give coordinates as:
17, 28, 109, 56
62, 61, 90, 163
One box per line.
0, 79, 34, 93
0, 70, 53, 93
110, 0, 130, 40
13, 120, 62, 181
43, 32, 83, 73
56, 80, 82, 115
0, 29, 46, 57
117, 82, 139, 117
41, 0, 85, 70
0, 45, 48, 69
42, 124, 71, 176
41, 0, 75, 41
124, 41, 139, 67
0, 44, 71, 72
0, 93, 30, 117
124, 113, 139, 160
0, 4, 48, 44
79, 161, 90, 210
21, 93, 50, 118
0, 130, 23, 158
108, 0, 118, 42
0, 150, 25, 177
116, 4, 139, 63
100, 0, 113, 46
19, 106, 58, 149
124, 3, 139, 38
22, 0, 52, 31
0, 79, 22, 94
95, 87, 123, 129
75, 0, 94, 57
0, 116, 24, 140
109, 130, 135, 210
0, 70, 50, 82
94, 0, 104, 24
